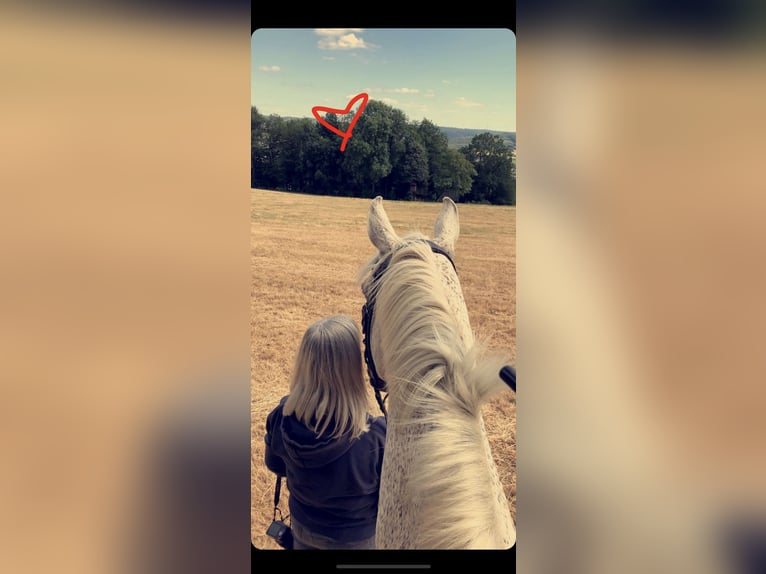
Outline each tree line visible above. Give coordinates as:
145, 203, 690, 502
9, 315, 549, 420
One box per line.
251, 100, 515, 205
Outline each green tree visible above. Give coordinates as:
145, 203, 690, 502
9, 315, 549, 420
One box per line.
436, 148, 477, 201
308, 119, 342, 195
251, 112, 290, 190
416, 119, 476, 202
416, 119, 449, 200
251, 106, 269, 188
340, 100, 396, 197
253, 102, 515, 204
460, 132, 515, 205
387, 127, 429, 200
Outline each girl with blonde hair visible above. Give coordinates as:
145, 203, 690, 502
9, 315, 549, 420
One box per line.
264, 315, 386, 550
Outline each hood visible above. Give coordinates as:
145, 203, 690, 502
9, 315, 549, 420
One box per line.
280, 414, 356, 469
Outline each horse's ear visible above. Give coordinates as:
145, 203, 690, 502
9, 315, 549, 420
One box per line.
433, 197, 459, 257
368, 196, 399, 253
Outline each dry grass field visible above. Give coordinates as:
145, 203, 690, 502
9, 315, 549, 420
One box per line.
250, 188, 516, 548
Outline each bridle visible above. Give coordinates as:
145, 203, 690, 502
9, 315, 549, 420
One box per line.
361, 239, 516, 419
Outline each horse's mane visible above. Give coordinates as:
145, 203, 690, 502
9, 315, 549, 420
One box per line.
358, 235, 511, 548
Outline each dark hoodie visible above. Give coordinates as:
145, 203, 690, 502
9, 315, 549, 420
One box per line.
264, 396, 387, 542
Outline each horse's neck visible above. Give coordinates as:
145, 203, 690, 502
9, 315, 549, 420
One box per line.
376, 422, 421, 549
377, 409, 515, 549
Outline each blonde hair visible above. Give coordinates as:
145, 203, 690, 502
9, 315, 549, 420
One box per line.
282, 315, 371, 439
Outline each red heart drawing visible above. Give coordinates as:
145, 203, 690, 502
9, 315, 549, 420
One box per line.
312, 93, 369, 152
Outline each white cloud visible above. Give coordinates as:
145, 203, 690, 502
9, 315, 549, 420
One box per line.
322, 56, 336, 61
315, 29, 376, 50
380, 98, 399, 105
257, 65, 280, 72
441, 80, 451, 84
455, 96, 482, 108
314, 28, 364, 36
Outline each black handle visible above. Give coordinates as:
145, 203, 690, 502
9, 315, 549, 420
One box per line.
500, 365, 516, 392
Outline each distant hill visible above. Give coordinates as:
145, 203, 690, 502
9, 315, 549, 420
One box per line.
439, 126, 516, 151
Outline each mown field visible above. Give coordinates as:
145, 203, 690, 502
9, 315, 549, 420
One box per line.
251, 188, 516, 548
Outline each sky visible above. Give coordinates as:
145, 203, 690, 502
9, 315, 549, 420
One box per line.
251, 29, 516, 132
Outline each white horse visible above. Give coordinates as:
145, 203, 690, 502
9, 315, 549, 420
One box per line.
358, 196, 516, 549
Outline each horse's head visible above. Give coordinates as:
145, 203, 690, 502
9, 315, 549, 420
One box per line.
360, 197, 475, 403
363, 195, 473, 341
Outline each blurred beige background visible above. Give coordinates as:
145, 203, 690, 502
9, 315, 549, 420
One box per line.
518, 29, 766, 574
0, 6, 250, 574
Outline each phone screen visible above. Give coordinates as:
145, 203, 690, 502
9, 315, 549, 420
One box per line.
251, 22, 516, 572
